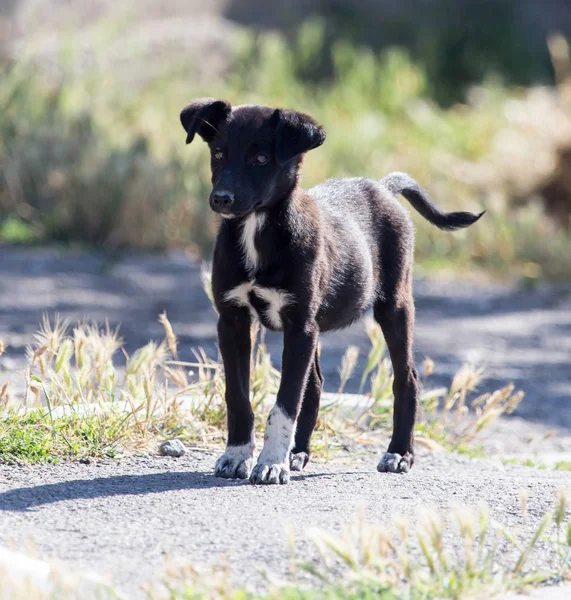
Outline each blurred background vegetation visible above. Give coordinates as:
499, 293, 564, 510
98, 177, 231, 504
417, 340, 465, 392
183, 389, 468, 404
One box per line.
1, 0, 571, 281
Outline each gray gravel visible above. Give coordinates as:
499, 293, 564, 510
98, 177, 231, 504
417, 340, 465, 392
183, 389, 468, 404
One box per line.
1, 450, 571, 598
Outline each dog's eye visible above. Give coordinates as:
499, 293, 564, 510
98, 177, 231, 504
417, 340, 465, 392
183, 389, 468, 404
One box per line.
255, 154, 269, 165
213, 150, 224, 160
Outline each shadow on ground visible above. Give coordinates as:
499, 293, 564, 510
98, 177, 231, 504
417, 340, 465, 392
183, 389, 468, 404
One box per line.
0, 468, 349, 512
0, 471, 240, 511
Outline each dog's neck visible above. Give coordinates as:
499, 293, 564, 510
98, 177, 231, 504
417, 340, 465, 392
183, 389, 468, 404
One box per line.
222, 185, 311, 278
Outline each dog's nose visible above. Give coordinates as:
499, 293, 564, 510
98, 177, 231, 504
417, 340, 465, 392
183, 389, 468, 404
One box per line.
211, 191, 235, 212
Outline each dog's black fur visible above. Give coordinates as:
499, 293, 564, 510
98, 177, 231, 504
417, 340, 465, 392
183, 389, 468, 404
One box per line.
180, 99, 484, 484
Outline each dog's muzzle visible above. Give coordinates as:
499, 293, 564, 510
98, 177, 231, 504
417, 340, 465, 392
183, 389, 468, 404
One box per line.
210, 191, 235, 214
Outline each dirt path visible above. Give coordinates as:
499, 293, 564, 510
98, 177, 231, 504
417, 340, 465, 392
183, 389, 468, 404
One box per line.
1, 246, 570, 428
1, 450, 571, 597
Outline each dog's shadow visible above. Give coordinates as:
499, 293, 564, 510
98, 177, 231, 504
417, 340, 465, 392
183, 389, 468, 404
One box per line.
0, 470, 243, 512
0, 469, 339, 512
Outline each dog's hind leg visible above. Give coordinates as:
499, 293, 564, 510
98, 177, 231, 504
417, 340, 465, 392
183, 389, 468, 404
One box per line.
373, 288, 419, 474
290, 350, 323, 471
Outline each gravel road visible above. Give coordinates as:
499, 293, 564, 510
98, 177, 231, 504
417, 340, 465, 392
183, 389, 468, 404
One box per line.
2, 449, 571, 598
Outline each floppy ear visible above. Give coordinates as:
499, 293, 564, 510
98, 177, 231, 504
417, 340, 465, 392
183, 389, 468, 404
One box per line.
274, 109, 326, 164
180, 98, 231, 145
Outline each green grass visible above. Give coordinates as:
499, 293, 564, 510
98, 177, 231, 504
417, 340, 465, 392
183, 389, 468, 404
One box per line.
0, 216, 37, 243
0, 408, 127, 464
502, 458, 571, 472
1, 23, 571, 280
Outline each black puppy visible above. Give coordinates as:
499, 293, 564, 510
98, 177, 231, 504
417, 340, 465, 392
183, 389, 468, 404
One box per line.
180, 99, 483, 485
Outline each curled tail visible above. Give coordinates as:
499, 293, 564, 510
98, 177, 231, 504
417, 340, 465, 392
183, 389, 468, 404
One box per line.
380, 171, 484, 231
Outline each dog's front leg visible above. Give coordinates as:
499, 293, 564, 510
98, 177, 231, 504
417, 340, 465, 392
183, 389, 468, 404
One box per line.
214, 308, 255, 480
250, 324, 318, 485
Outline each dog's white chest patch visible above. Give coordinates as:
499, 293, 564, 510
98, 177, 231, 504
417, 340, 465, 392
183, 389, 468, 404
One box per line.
226, 212, 293, 329
224, 282, 294, 330
239, 213, 266, 274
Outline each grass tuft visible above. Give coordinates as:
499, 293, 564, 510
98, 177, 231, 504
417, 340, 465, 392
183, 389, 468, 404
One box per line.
147, 494, 571, 599
1, 301, 523, 465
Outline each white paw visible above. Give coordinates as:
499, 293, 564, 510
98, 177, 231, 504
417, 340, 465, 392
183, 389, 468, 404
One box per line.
215, 444, 254, 479
250, 405, 295, 485
290, 451, 309, 471
377, 452, 413, 474
250, 461, 290, 485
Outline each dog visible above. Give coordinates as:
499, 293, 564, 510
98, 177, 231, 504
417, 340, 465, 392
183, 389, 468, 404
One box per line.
180, 99, 483, 485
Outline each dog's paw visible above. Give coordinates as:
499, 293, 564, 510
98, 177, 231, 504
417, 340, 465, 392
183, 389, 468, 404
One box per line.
290, 451, 309, 472
250, 461, 290, 485
377, 452, 413, 474
214, 445, 254, 479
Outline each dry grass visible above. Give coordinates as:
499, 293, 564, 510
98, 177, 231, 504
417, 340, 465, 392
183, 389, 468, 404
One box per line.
146, 491, 571, 600
320, 316, 523, 456
299, 493, 570, 599
0, 302, 522, 464
0, 311, 282, 462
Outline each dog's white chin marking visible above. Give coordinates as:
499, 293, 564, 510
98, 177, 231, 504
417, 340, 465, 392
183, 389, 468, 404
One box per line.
250, 405, 295, 485
220, 213, 236, 220
215, 439, 255, 480
240, 213, 266, 274
224, 283, 294, 330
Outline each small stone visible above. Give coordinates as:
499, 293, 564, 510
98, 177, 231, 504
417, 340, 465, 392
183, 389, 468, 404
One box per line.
159, 439, 186, 457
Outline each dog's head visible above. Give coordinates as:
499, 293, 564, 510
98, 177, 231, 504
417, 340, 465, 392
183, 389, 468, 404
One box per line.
180, 99, 326, 218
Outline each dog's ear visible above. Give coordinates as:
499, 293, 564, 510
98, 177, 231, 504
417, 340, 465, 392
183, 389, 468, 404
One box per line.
274, 109, 326, 164
180, 98, 231, 145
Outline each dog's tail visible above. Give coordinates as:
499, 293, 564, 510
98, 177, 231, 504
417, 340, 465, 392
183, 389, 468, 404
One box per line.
380, 171, 484, 231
